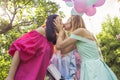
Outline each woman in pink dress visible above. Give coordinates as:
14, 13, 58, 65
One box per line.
6, 14, 62, 80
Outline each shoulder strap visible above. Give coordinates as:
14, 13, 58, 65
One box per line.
70, 34, 93, 43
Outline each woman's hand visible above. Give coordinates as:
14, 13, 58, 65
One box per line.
53, 18, 63, 31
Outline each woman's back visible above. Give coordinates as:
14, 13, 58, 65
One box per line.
9, 30, 54, 80
70, 33, 118, 80
70, 33, 99, 61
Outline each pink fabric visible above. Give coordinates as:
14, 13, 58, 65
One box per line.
9, 30, 53, 80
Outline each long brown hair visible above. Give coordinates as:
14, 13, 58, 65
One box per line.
70, 15, 86, 32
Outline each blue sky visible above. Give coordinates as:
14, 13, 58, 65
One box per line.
51, 0, 120, 34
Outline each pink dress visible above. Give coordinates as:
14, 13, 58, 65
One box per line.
9, 30, 54, 80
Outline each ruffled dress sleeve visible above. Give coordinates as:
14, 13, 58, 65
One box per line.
9, 30, 44, 61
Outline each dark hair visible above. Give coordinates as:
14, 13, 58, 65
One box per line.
46, 14, 58, 45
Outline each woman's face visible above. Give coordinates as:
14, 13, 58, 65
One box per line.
64, 17, 72, 31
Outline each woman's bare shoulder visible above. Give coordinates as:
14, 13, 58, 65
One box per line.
72, 28, 95, 40
35, 27, 45, 35
72, 28, 88, 35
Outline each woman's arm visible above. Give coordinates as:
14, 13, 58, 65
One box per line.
6, 51, 20, 80
54, 18, 80, 51
57, 30, 76, 55
61, 44, 76, 55
56, 28, 86, 50
56, 29, 77, 50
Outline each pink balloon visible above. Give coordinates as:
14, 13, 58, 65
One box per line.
93, 0, 105, 7
74, 0, 88, 13
71, 8, 84, 16
85, 6, 96, 16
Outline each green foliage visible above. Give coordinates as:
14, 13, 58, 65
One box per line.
0, 54, 11, 80
97, 16, 120, 79
35, 0, 59, 26
0, 0, 60, 33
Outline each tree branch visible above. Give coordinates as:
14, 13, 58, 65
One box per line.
0, 23, 12, 34
13, 20, 34, 27
0, 0, 33, 34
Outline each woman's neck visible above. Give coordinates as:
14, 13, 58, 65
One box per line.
35, 27, 46, 36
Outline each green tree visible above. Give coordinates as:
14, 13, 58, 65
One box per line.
97, 16, 120, 79
0, 0, 60, 34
